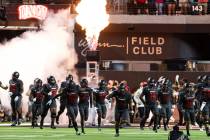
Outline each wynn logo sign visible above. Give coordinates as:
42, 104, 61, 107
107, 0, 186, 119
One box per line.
18, 5, 48, 20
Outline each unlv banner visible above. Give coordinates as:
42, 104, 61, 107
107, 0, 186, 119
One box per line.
18, 5, 48, 20
75, 32, 210, 62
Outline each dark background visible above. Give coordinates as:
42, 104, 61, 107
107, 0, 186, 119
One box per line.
75, 31, 210, 62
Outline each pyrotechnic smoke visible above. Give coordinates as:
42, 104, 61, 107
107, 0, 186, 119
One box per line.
76, 0, 109, 50
0, 10, 78, 121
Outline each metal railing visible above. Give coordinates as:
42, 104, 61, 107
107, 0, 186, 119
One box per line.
0, 0, 210, 15
107, 0, 210, 15
0, 0, 79, 4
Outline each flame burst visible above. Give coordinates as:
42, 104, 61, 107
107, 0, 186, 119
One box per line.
76, 0, 109, 51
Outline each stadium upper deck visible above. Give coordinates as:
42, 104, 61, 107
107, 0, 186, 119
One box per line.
0, 0, 210, 28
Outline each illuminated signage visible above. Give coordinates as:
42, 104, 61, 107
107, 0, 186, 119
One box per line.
129, 36, 165, 55
18, 5, 48, 20
75, 32, 210, 61
77, 36, 166, 57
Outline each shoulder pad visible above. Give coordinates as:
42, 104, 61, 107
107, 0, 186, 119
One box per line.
29, 84, 34, 89
88, 87, 93, 91
60, 81, 67, 88
31, 87, 36, 92
43, 84, 50, 89
18, 79, 23, 84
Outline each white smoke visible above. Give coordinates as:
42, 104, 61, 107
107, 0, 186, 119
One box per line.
0, 10, 78, 116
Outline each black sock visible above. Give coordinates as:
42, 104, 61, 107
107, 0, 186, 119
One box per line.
98, 117, 101, 128
73, 122, 78, 132
116, 128, 119, 134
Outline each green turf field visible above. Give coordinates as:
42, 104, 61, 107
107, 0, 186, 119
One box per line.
0, 127, 208, 140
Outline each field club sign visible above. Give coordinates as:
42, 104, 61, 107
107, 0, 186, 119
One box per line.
18, 5, 48, 20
